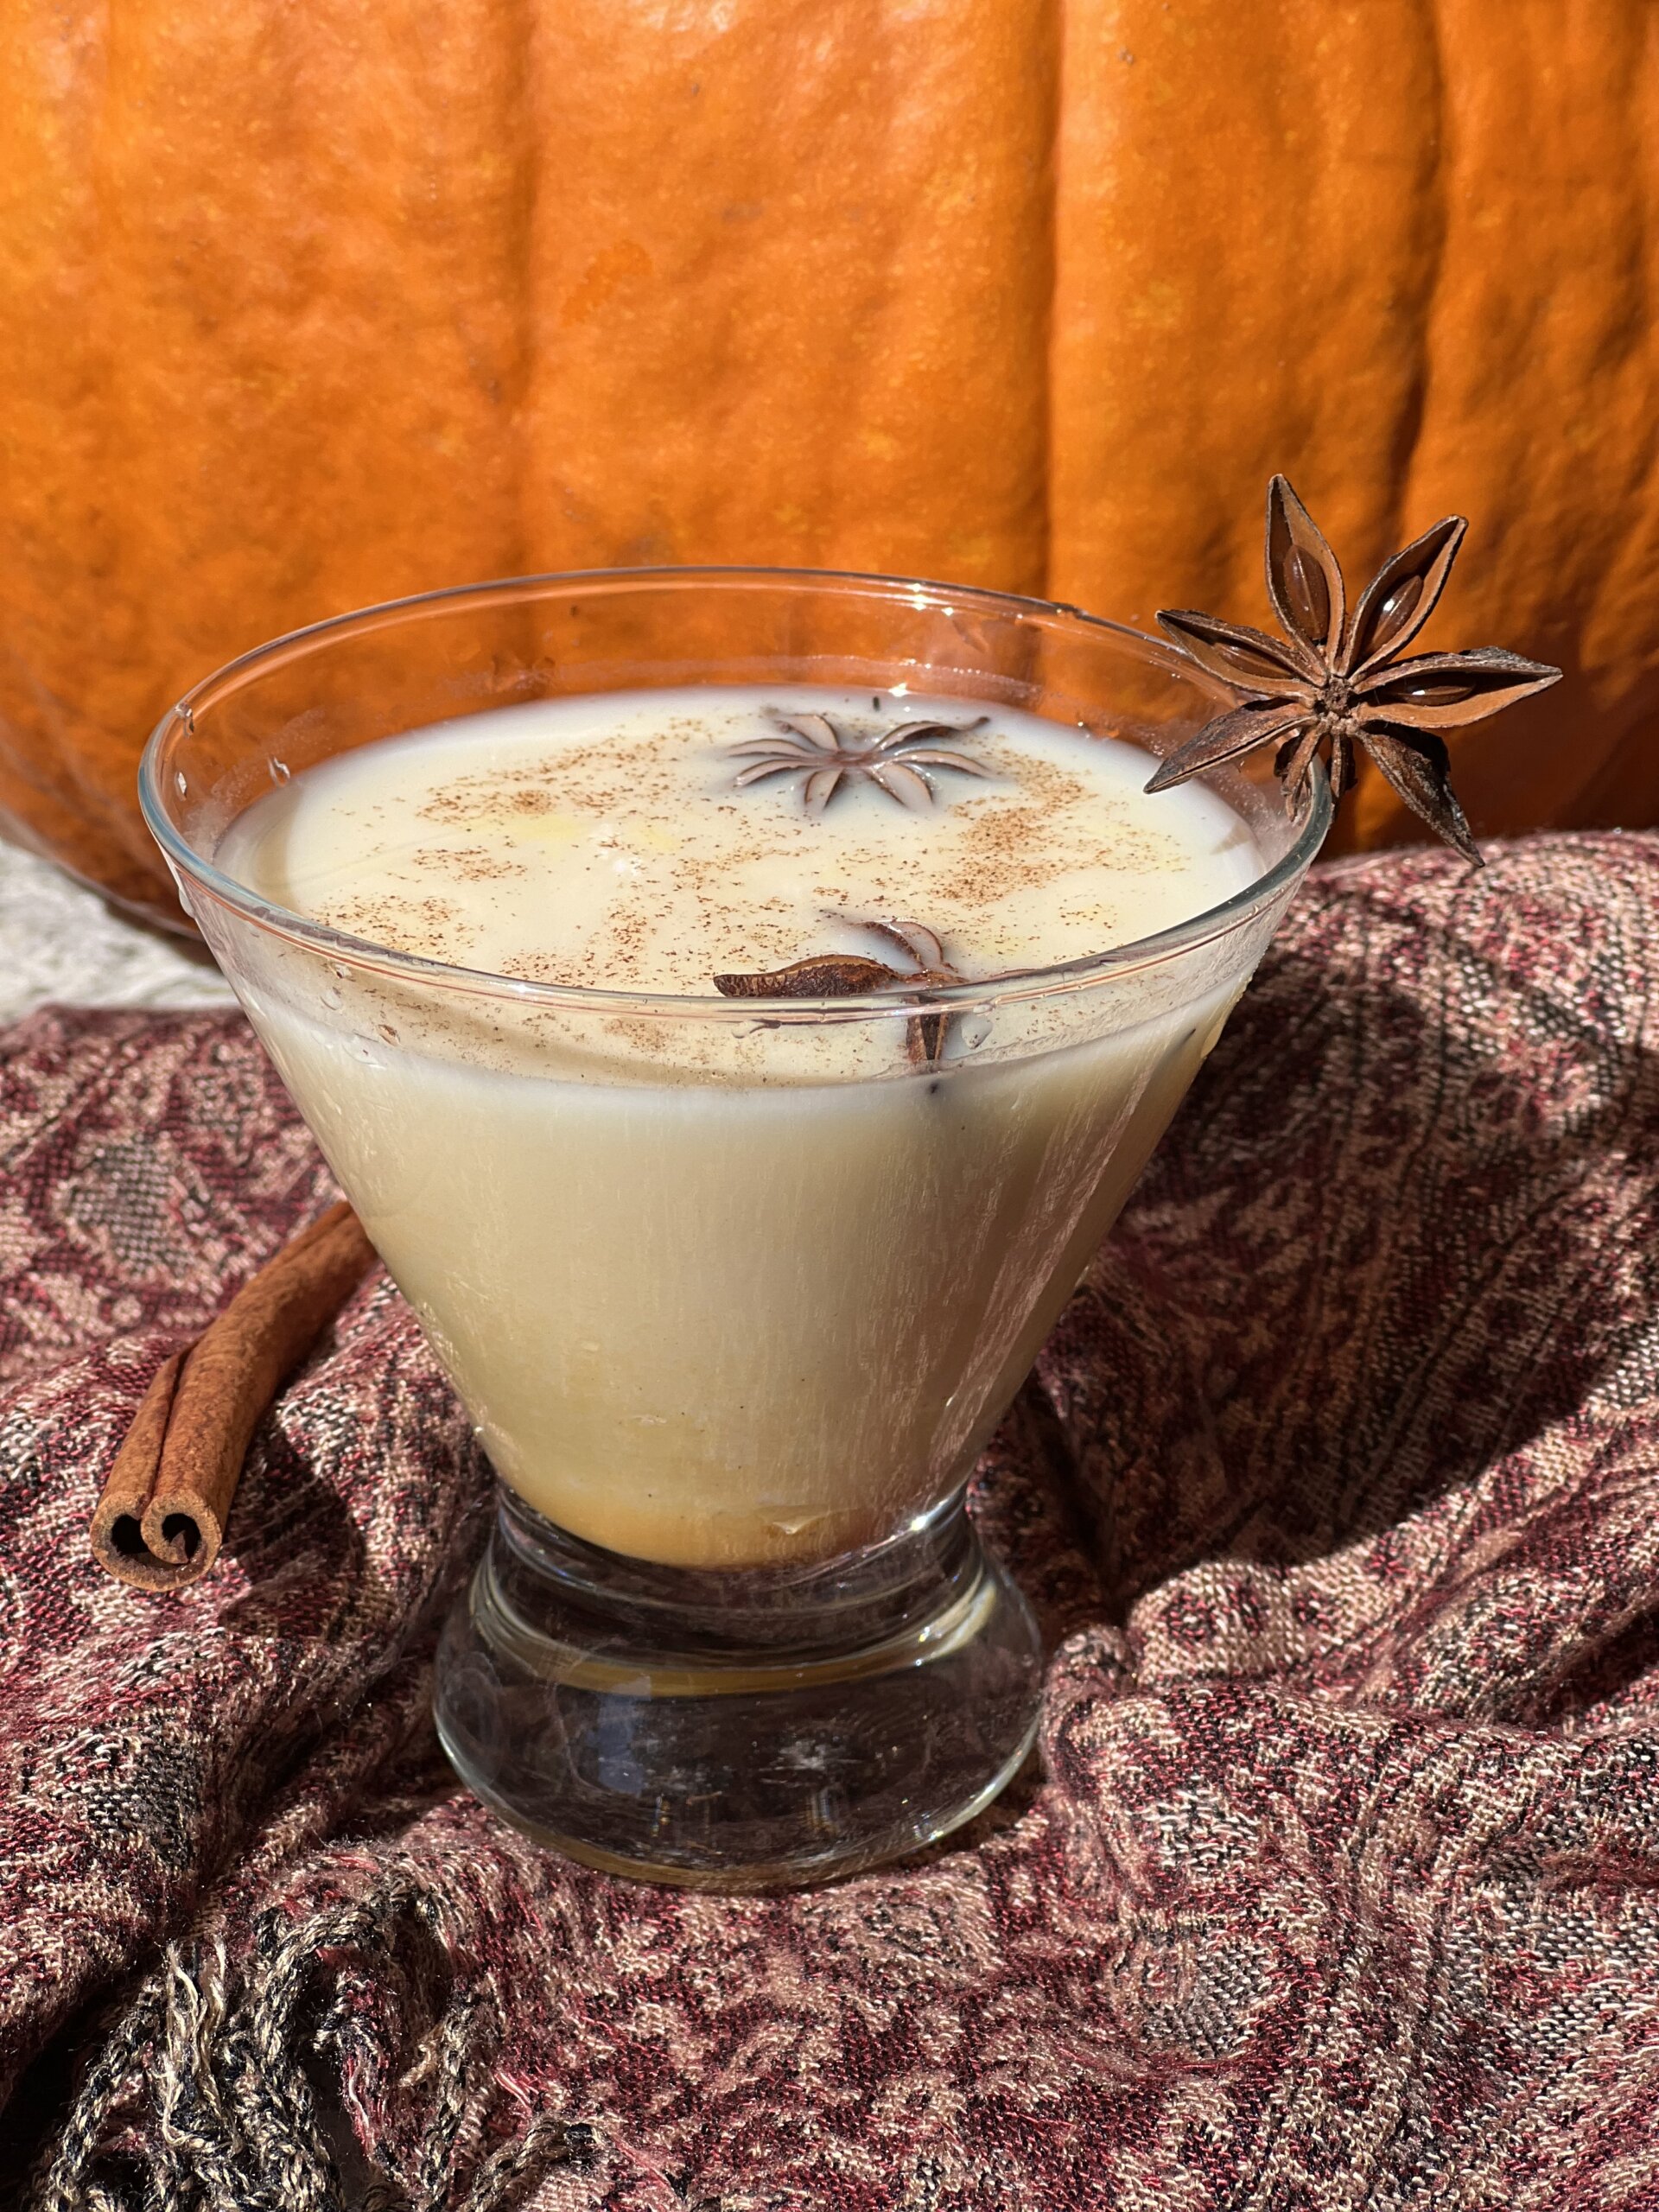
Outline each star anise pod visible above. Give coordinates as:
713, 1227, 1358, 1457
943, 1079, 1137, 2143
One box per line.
715, 921, 961, 1066
1145, 475, 1562, 865
727, 710, 994, 814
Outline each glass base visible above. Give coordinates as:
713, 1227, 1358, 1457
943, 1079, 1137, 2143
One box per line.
434, 1485, 1043, 1891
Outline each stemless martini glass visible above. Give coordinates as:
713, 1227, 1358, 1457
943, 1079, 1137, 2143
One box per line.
140, 569, 1329, 1890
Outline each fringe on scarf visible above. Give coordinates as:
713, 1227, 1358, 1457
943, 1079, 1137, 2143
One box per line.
24, 1873, 592, 2212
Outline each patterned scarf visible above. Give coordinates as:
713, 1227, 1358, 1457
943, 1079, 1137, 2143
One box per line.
3, 834, 1656, 2209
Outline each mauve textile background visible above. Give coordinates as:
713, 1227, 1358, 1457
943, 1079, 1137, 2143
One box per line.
1, 834, 1657, 2209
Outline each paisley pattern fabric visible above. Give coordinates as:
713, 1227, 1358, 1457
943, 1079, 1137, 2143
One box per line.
2, 832, 1658, 2209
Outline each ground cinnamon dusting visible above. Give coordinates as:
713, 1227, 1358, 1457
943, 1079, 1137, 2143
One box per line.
217, 685, 1260, 1001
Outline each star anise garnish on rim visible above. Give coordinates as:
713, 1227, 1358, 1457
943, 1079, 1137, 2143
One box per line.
1145, 475, 1562, 865
727, 709, 995, 814
715, 920, 963, 1067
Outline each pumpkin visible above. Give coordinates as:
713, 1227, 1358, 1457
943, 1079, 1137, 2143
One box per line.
4, 0, 1656, 924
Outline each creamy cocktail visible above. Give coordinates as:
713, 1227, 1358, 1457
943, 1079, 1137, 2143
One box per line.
144, 568, 1328, 1885
217, 684, 1258, 1569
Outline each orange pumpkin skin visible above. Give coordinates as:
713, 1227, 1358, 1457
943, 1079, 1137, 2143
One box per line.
3, 0, 1655, 920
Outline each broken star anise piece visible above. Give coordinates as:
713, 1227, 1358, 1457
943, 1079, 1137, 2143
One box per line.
1145, 475, 1563, 866
727, 710, 995, 814
715, 921, 963, 1068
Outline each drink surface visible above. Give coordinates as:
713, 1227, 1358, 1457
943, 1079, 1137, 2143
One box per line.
210, 685, 1268, 1567
219, 685, 1260, 990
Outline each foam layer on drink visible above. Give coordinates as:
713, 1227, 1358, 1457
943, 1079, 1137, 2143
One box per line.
219, 686, 1260, 994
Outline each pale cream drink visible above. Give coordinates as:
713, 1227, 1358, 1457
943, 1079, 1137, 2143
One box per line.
146, 570, 1329, 1885
218, 683, 1259, 1569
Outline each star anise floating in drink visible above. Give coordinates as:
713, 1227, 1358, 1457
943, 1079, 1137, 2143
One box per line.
715, 920, 963, 1066
1146, 476, 1562, 865
727, 709, 994, 813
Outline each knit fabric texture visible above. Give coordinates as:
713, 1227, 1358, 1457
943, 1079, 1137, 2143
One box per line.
2, 833, 1657, 2209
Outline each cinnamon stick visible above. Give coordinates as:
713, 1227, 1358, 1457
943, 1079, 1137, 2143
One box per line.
90, 1200, 378, 1592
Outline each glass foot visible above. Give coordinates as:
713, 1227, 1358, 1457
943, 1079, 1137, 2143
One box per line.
435, 1485, 1043, 1890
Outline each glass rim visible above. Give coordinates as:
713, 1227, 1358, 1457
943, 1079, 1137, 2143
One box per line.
138, 563, 1333, 1020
